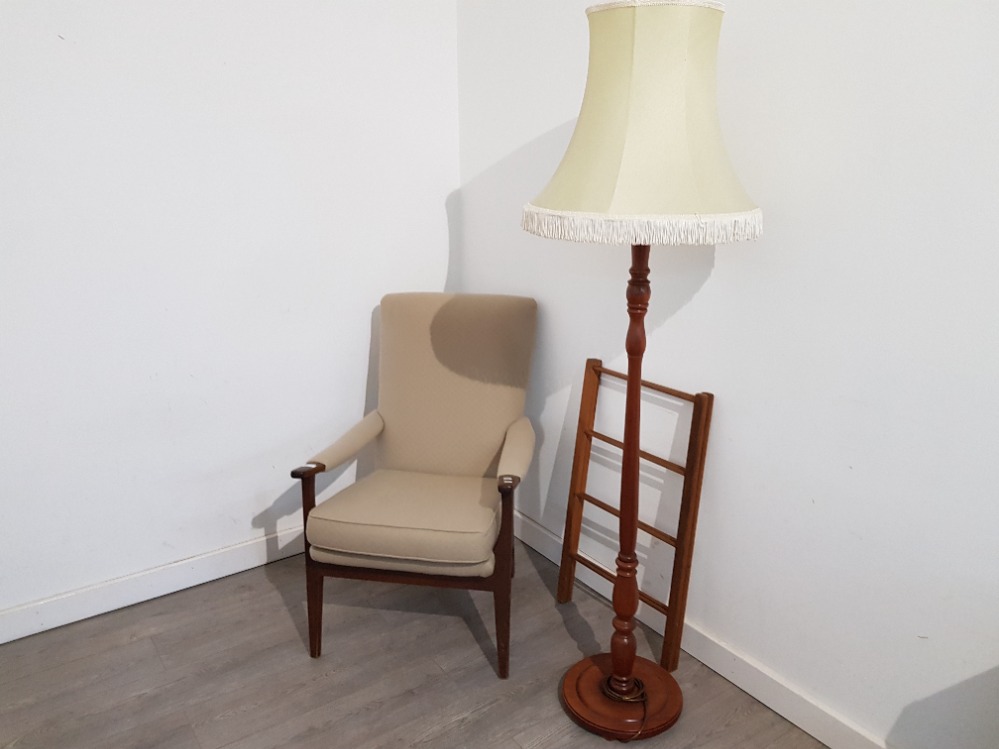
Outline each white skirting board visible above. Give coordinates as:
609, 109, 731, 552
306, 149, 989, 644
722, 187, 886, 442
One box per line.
0, 527, 305, 646
512, 510, 885, 749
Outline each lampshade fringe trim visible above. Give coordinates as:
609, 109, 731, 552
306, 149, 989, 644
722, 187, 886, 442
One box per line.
521, 205, 762, 246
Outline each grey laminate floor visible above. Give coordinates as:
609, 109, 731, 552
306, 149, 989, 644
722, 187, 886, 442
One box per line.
0, 543, 825, 748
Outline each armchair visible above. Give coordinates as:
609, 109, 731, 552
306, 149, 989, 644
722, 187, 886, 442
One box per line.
291, 292, 537, 678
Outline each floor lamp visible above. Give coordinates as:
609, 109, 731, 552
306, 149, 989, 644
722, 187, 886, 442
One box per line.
522, 0, 761, 741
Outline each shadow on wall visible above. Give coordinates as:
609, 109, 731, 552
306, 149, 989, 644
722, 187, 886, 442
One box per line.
445, 120, 718, 535
250, 466, 346, 650
249, 305, 382, 650
885, 666, 999, 749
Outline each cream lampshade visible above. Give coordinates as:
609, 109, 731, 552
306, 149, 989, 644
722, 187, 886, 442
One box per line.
522, 0, 761, 246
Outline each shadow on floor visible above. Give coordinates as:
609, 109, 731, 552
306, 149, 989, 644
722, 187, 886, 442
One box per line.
525, 546, 603, 660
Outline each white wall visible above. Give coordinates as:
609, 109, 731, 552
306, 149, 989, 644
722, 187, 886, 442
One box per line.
456, 2, 999, 749
0, 1, 459, 640
4, 2, 997, 746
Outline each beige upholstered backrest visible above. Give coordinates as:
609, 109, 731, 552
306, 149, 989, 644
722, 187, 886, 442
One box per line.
376, 293, 537, 477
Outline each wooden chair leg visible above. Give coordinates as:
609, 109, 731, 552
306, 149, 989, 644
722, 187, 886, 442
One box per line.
306, 564, 324, 658
494, 575, 511, 679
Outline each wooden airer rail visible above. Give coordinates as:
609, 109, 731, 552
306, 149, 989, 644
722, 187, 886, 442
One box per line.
557, 358, 714, 672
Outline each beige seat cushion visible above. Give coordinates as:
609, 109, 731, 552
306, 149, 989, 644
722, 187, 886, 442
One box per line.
306, 469, 500, 577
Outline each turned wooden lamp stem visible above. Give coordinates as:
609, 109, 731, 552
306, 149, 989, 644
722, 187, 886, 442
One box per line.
552, 249, 681, 741
607, 243, 651, 697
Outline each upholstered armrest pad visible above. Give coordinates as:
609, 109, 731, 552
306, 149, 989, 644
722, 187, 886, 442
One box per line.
309, 410, 385, 472
496, 416, 535, 482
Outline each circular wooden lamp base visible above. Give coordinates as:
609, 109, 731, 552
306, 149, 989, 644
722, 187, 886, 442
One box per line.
560, 653, 683, 742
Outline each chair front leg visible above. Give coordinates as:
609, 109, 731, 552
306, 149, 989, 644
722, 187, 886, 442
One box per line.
494, 476, 518, 678
292, 463, 326, 658
494, 572, 511, 679
306, 562, 324, 658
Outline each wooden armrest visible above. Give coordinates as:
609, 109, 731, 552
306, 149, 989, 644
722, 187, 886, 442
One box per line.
498, 475, 521, 493
291, 462, 327, 480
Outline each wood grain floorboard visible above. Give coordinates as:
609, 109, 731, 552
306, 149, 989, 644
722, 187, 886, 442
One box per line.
0, 542, 827, 749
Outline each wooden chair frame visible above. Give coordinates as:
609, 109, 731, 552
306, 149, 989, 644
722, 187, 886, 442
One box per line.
556, 358, 713, 672
291, 465, 519, 678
